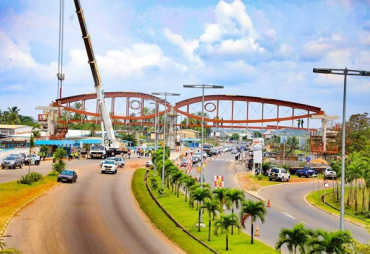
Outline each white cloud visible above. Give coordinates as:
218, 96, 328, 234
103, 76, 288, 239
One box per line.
162, 28, 202, 66
205, 38, 263, 55
301, 34, 344, 60
200, 0, 258, 43
0, 32, 38, 69
278, 43, 295, 58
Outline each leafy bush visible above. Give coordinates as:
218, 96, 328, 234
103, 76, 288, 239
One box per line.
262, 162, 271, 171
17, 172, 43, 185
18, 175, 32, 185
52, 160, 66, 174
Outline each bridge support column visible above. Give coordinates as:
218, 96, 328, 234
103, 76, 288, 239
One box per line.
167, 108, 178, 151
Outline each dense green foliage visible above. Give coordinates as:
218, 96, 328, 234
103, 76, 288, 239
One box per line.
17, 172, 43, 185
0, 106, 35, 125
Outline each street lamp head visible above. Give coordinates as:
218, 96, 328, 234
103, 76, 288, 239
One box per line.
361, 71, 370, 76
183, 85, 195, 88
313, 68, 332, 74
212, 85, 224, 89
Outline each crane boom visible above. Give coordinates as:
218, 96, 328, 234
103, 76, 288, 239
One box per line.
73, 0, 119, 153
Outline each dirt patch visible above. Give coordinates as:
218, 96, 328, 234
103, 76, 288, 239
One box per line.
236, 173, 262, 191
237, 172, 316, 192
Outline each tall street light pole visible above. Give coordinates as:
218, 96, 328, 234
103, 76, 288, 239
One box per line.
313, 67, 370, 230
152, 92, 180, 190
183, 84, 224, 189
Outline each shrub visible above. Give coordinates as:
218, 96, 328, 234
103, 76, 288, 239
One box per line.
18, 174, 32, 185
29, 172, 43, 182
52, 160, 66, 174
17, 172, 43, 185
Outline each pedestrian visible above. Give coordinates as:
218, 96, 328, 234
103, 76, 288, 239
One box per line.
75, 151, 79, 160
297, 119, 300, 128
128, 149, 131, 159
52, 152, 56, 163
301, 119, 304, 128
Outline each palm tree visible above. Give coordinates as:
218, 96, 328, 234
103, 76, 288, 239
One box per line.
6, 106, 21, 124
71, 102, 82, 120
275, 223, 313, 254
28, 123, 41, 173
346, 151, 368, 211
240, 199, 267, 244
181, 175, 196, 202
190, 187, 211, 232
308, 229, 353, 254
226, 188, 245, 234
285, 136, 299, 158
214, 214, 240, 251
201, 198, 221, 241
212, 187, 230, 212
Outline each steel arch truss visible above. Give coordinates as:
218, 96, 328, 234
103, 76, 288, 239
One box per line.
54, 92, 168, 124
54, 92, 323, 129
174, 95, 323, 129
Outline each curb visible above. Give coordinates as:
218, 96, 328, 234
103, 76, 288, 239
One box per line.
145, 177, 218, 254
303, 193, 367, 228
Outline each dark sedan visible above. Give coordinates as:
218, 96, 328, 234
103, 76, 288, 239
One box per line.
57, 169, 78, 183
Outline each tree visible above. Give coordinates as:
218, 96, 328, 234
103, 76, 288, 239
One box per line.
181, 175, 196, 202
28, 123, 41, 173
230, 133, 240, 141
285, 136, 300, 157
308, 229, 353, 254
214, 214, 240, 251
225, 188, 245, 234
335, 113, 370, 154
212, 187, 230, 212
240, 199, 267, 244
71, 102, 82, 120
190, 187, 211, 232
52, 148, 66, 173
6, 106, 21, 124
275, 223, 313, 254
201, 198, 221, 241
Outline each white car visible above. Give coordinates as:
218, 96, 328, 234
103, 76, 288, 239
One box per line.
101, 157, 125, 168
268, 168, 290, 182
101, 160, 118, 174
324, 168, 337, 179
145, 161, 154, 168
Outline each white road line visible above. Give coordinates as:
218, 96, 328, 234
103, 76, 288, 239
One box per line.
300, 221, 311, 226
281, 212, 296, 220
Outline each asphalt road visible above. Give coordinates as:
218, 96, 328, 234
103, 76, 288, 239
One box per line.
4, 157, 184, 254
197, 152, 369, 249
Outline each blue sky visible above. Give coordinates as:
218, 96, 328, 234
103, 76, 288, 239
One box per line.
0, 0, 369, 127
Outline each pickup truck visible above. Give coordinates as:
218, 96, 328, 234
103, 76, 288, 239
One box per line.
324, 168, 337, 179
296, 167, 317, 178
101, 160, 118, 174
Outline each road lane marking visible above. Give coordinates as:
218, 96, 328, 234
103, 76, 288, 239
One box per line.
300, 221, 311, 226
281, 212, 296, 220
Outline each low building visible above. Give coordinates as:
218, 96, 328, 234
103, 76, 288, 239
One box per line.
0, 124, 33, 138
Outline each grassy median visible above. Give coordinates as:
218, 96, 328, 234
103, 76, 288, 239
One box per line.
132, 168, 276, 254
0, 175, 58, 234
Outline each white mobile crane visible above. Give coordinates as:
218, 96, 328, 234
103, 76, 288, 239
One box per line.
73, 0, 122, 156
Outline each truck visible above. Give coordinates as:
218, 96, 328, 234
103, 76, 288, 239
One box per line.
73, 0, 123, 156
202, 143, 213, 156
89, 145, 107, 159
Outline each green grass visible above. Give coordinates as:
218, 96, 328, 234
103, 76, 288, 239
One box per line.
306, 188, 370, 228
132, 168, 213, 254
132, 169, 276, 253
0, 174, 58, 233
